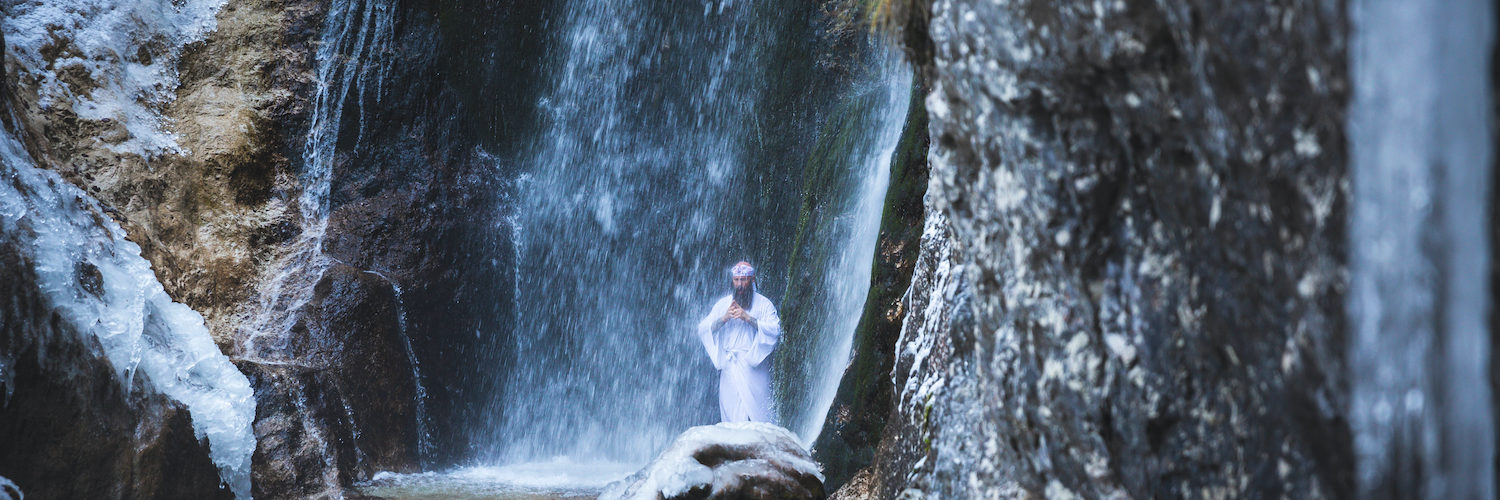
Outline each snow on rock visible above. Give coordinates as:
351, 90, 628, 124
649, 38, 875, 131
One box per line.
600, 422, 826, 500
3, 0, 227, 157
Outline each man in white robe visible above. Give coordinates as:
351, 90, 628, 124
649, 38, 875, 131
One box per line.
696, 261, 781, 423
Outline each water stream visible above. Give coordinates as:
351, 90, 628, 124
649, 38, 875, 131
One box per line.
368, 270, 437, 463
1348, 0, 1495, 498
242, 0, 395, 358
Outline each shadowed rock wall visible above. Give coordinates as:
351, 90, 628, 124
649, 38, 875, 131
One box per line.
850, 0, 1355, 497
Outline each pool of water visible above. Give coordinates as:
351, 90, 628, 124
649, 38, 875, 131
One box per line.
351, 460, 639, 500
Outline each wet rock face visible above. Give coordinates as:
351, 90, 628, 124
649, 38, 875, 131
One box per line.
601, 422, 827, 500
238, 361, 353, 499
303, 264, 422, 474
868, 0, 1354, 497
237, 263, 422, 496
856, 211, 966, 500
314, 1, 551, 465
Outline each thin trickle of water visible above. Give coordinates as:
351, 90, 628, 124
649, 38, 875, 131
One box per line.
1348, 0, 1495, 498
242, 0, 395, 358
343, 399, 370, 469
300, 391, 341, 489
367, 270, 437, 463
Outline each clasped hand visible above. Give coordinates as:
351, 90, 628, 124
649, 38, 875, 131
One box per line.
724, 302, 754, 324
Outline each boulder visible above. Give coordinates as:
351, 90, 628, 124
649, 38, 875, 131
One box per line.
601, 422, 826, 500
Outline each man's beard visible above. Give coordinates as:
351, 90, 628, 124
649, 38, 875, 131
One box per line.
733, 283, 755, 309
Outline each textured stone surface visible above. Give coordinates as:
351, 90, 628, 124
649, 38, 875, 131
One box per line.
7, 0, 326, 349
234, 265, 422, 498
303, 263, 422, 475
854, 211, 966, 500
856, 0, 1355, 497
237, 361, 351, 499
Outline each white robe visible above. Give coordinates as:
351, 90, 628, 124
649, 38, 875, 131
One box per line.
696, 292, 781, 423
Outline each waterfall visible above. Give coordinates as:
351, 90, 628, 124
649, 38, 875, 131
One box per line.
485, 0, 912, 464
0, 125, 256, 497
490, 0, 765, 463
781, 54, 911, 445
1348, 0, 1495, 498
241, 0, 394, 357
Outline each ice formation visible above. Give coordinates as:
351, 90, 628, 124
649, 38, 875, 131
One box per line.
0, 130, 255, 497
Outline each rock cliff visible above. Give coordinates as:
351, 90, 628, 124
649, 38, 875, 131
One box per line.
1, 0, 426, 496
846, 0, 1354, 497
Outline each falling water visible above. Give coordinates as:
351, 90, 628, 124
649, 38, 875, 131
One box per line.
485, 0, 912, 466
780, 56, 910, 446
1348, 0, 1495, 498
490, 0, 766, 463
242, 0, 395, 357
368, 270, 436, 462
